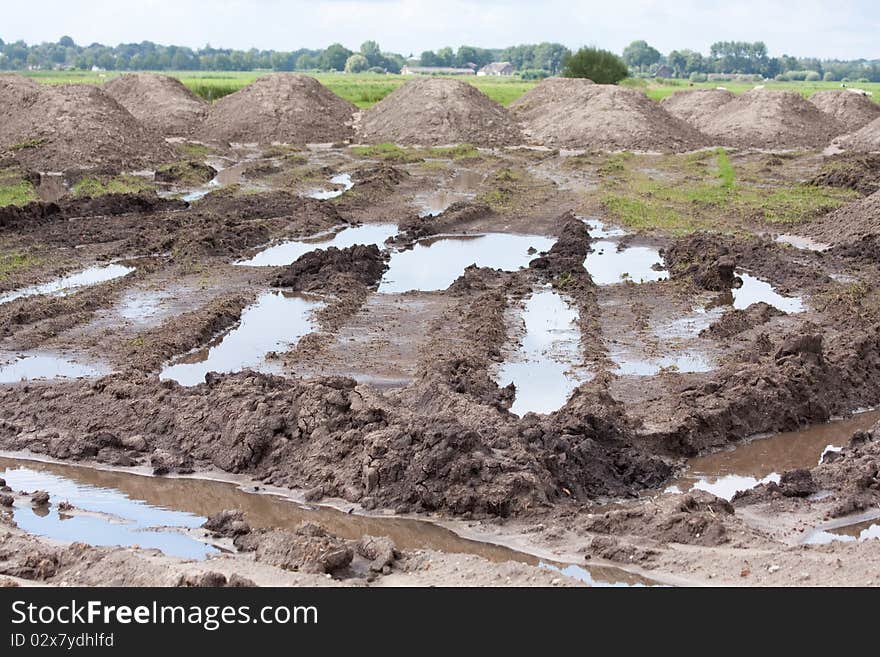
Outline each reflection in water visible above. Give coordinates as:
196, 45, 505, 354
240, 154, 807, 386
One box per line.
584, 241, 667, 286
496, 289, 591, 416
0, 456, 652, 586
0, 354, 109, 384
379, 233, 555, 293
709, 272, 805, 314
0, 462, 217, 560
160, 292, 322, 386
236, 223, 398, 267
0, 264, 135, 306
610, 351, 714, 376
307, 173, 354, 200
414, 170, 483, 217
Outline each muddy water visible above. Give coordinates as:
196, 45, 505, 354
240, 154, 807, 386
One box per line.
0, 264, 134, 306
667, 409, 880, 500
306, 173, 354, 200
776, 234, 830, 252
610, 350, 714, 376
0, 456, 652, 586
581, 218, 627, 239
0, 461, 217, 560
584, 241, 667, 286
705, 273, 805, 315
0, 354, 109, 384
160, 291, 323, 387
236, 223, 398, 267
496, 288, 592, 416
414, 170, 483, 217
379, 233, 555, 293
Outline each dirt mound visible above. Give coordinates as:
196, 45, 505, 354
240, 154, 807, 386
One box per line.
835, 115, 880, 153
809, 90, 880, 132
0, 78, 175, 171
659, 89, 735, 130
357, 77, 523, 148
699, 89, 846, 149
701, 302, 784, 339
272, 244, 388, 292
103, 73, 208, 136
808, 153, 880, 195
510, 79, 708, 152
807, 189, 880, 244
198, 74, 356, 144
0, 193, 186, 231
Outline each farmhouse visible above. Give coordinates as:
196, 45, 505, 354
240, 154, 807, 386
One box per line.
477, 62, 515, 76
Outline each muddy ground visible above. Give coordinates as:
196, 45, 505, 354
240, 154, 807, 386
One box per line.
1, 139, 880, 586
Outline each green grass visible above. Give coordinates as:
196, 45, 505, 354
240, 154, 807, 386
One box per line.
9, 137, 48, 151
715, 148, 735, 189
639, 77, 880, 102
0, 179, 38, 207
0, 252, 40, 281
72, 174, 154, 197
351, 142, 481, 162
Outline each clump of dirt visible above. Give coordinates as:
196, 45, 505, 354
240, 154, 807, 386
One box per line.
528, 212, 593, 288
660, 88, 736, 130
197, 189, 345, 223
510, 78, 708, 152
699, 89, 846, 149
155, 160, 217, 185
808, 153, 880, 195
103, 73, 209, 136
233, 522, 355, 575
0, 76, 175, 171
702, 302, 785, 339
665, 235, 738, 291
357, 77, 523, 148
835, 115, 880, 153
809, 90, 880, 132
395, 201, 493, 243
272, 244, 388, 292
198, 74, 356, 145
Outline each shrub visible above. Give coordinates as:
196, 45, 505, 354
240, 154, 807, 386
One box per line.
562, 47, 628, 84
519, 68, 550, 80
823, 72, 837, 81
805, 71, 821, 81
689, 72, 707, 83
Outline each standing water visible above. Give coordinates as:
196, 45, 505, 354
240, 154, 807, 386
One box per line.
0, 264, 135, 306
0, 354, 109, 384
306, 173, 354, 200
236, 223, 398, 267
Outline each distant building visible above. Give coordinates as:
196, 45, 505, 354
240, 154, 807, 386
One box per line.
400, 65, 476, 76
477, 62, 515, 77
653, 65, 674, 78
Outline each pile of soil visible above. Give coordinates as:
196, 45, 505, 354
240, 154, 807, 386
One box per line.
0, 76, 174, 171
808, 153, 880, 195
808, 90, 880, 132
510, 78, 708, 152
835, 115, 880, 153
699, 89, 846, 149
357, 78, 523, 148
198, 74, 356, 144
659, 89, 735, 130
272, 244, 388, 292
806, 189, 880, 244
103, 73, 208, 136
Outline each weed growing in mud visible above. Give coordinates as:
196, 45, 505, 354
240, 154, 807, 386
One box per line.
351, 142, 480, 163
0, 252, 40, 281
72, 175, 155, 198
9, 137, 48, 152
175, 142, 213, 159
758, 185, 856, 224
0, 179, 37, 207
554, 271, 575, 289
816, 281, 877, 319
716, 148, 736, 189
598, 152, 634, 176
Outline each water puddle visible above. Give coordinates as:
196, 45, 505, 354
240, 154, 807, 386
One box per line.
414, 170, 483, 217
610, 350, 714, 376
581, 218, 627, 239
776, 234, 830, 252
805, 515, 880, 545
236, 223, 398, 267
162, 161, 247, 203
379, 233, 555, 293
665, 409, 880, 500
116, 289, 174, 323
306, 173, 353, 200
709, 272, 805, 314
0, 354, 109, 384
496, 288, 592, 416
584, 241, 667, 286
0, 455, 652, 585
160, 291, 323, 387
0, 460, 217, 560
0, 264, 135, 306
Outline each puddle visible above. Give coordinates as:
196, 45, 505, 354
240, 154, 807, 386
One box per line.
610, 351, 714, 376
306, 173, 353, 200
414, 170, 483, 217
163, 161, 247, 203
803, 514, 880, 545
0, 354, 109, 384
709, 272, 805, 314
584, 240, 667, 286
496, 289, 592, 416
581, 217, 627, 239
0, 461, 217, 560
116, 289, 174, 323
776, 234, 830, 252
379, 233, 555, 293
236, 223, 398, 267
0, 264, 135, 306
160, 291, 323, 387
666, 409, 880, 500
0, 456, 653, 586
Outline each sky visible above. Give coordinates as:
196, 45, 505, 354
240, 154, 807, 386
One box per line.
1, 0, 877, 59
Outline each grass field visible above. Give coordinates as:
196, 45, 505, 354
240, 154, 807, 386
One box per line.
15, 70, 880, 108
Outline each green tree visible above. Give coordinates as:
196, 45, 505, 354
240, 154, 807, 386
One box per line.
562, 47, 629, 84
322, 43, 352, 71
344, 53, 369, 73
622, 40, 661, 71
360, 40, 382, 67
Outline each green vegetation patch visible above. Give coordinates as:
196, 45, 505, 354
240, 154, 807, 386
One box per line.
9, 137, 48, 152
0, 252, 40, 282
175, 142, 214, 159
72, 174, 155, 198
351, 142, 481, 163
0, 167, 38, 207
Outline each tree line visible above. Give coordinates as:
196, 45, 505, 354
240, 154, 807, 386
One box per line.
0, 36, 877, 82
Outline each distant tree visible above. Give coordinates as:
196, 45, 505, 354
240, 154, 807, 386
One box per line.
296, 53, 318, 70
562, 47, 629, 84
58, 35, 75, 48
436, 47, 455, 67
622, 40, 661, 71
360, 40, 382, 67
322, 43, 352, 71
344, 53, 369, 73
420, 50, 442, 66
